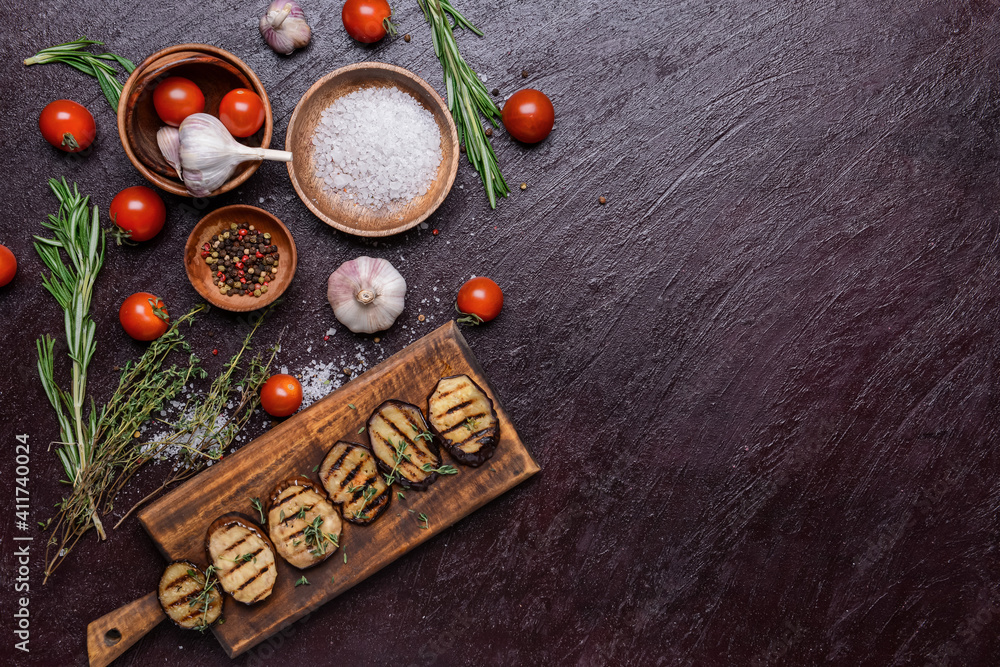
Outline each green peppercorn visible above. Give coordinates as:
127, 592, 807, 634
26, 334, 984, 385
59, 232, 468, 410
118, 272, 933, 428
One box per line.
254, 289, 261, 297
261, 286, 268, 294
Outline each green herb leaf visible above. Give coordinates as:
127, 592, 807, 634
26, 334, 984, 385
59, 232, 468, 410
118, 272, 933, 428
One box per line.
295, 576, 309, 587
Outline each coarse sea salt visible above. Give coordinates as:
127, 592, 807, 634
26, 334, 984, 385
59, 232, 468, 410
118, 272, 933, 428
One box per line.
312, 86, 442, 210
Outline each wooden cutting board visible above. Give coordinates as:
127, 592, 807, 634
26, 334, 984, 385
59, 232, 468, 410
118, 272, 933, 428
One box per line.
135, 321, 539, 658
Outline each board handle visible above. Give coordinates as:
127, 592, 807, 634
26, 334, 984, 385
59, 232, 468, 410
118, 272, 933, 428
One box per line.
87, 591, 165, 667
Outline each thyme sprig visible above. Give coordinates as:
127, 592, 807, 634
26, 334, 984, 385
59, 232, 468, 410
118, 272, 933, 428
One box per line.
250, 497, 265, 524
410, 424, 434, 442
24, 37, 135, 110
42, 305, 206, 581
187, 565, 220, 633
303, 516, 339, 557
419, 0, 508, 208
421, 463, 459, 475
352, 486, 378, 521
382, 437, 412, 487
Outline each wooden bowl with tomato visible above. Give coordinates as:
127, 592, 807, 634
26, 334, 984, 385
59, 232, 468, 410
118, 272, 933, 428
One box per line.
184, 205, 297, 313
117, 44, 274, 197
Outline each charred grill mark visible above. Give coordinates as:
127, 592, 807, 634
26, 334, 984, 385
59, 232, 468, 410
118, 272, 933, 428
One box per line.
455, 426, 497, 447
162, 573, 194, 591
280, 503, 315, 525
272, 487, 307, 511
233, 567, 266, 593
339, 463, 363, 490
328, 447, 351, 473
167, 589, 202, 609
220, 534, 248, 556
284, 527, 306, 542
440, 412, 490, 435
386, 415, 418, 446
443, 399, 474, 416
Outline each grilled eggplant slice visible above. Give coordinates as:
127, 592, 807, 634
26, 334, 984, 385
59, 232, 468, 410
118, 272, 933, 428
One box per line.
428, 375, 500, 466
205, 513, 278, 605
319, 441, 391, 525
367, 399, 442, 490
157, 560, 223, 631
267, 476, 342, 569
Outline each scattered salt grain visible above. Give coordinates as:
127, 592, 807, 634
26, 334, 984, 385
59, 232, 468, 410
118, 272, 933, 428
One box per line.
312, 86, 442, 210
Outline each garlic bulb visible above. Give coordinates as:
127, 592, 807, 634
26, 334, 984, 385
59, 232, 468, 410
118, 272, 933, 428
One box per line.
260, 1, 311, 55
156, 126, 182, 179
177, 113, 292, 196
328, 257, 406, 334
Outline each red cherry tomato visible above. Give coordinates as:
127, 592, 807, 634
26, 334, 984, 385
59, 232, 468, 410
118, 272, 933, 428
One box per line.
342, 0, 395, 43
153, 77, 206, 127
119, 292, 169, 341
110, 186, 166, 242
502, 89, 555, 144
456, 277, 504, 324
0, 245, 17, 287
39, 100, 96, 152
260, 374, 303, 417
218, 89, 266, 138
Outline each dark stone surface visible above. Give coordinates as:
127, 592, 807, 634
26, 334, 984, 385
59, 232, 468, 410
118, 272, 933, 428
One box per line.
2, 1, 1000, 665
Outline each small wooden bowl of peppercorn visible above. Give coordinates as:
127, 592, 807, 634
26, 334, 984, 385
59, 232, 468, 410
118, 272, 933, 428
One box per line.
184, 205, 296, 312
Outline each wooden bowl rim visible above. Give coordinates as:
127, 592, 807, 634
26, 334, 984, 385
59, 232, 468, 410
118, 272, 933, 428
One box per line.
117, 43, 274, 198
285, 61, 460, 238
184, 204, 297, 312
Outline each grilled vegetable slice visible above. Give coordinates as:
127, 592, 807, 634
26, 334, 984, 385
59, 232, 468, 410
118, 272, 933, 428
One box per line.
367, 399, 442, 490
267, 476, 342, 569
319, 441, 391, 525
428, 375, 500, 466
205, 513, 278, 605
157, 560, 223, 631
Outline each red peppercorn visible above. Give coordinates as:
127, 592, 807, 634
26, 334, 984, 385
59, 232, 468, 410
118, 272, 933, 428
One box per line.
256, 251, 263, 258
236, 262, 244, 269
240, 278, 246, 283
242, 255, 249, 262
201, 251, 210, 258
203, 242, 210, 250
217, 271, 225, 278
238, 229, 247, 236
323, 335, 329, 341
432, 229, 439, 236
212, 348, 218, 356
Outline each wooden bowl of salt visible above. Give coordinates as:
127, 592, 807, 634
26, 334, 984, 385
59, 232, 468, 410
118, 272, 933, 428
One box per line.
285, 62, 459, 237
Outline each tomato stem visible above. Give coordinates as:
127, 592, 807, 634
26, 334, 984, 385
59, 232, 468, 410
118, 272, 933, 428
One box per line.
61, 132, 80, 151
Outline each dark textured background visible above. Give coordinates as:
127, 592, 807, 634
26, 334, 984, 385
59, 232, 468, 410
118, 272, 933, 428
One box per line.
2, 1, 999, 665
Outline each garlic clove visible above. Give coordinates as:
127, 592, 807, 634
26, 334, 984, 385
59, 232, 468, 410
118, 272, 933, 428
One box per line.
156, 126, 183, 179
260, 1, 311, 55
177, 113, 292, 196
328, 256, 406, 334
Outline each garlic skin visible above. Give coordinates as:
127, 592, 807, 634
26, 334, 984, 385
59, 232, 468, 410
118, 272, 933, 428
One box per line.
328, 257, 406, 334
260, 1, 311, 55
156, 126, 182, 179
177, 113, 292, 196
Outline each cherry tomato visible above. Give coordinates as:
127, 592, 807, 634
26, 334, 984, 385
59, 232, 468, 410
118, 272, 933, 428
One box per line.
260, 374, 303, 417
456, 277, 504, 324
119, 292, 169, 341
0, 245, 17, 287
342, 0, 395, 43
218, 89, 266, 138
110, 186, 166, 242
153, 77, 205, 127
39, 100, 96, 152
502, 89, 555, 144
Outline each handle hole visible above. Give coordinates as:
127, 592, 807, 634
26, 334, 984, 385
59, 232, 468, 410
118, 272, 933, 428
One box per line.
104, 628, 122, 646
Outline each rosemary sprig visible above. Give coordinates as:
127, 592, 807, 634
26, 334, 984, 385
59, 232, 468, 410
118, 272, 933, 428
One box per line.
34, 178, 105, 558
24, 37, 135, 110
419, 0, 509, 208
